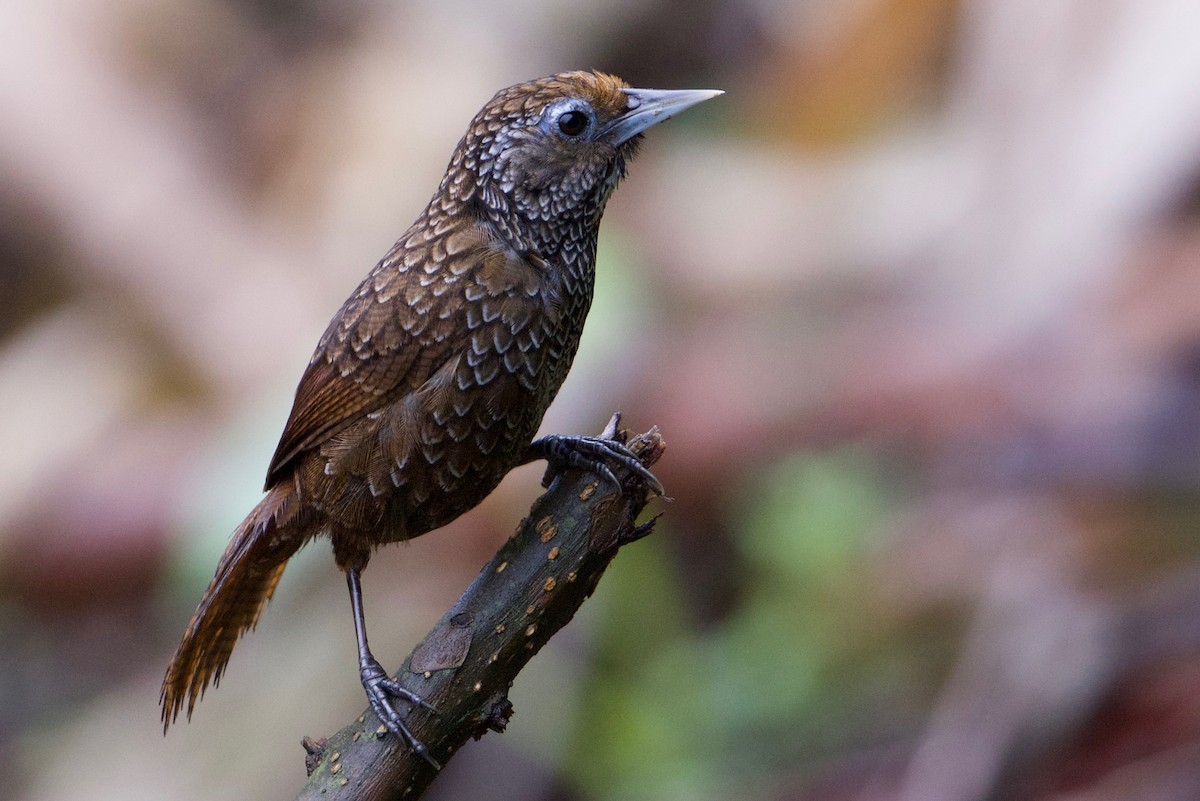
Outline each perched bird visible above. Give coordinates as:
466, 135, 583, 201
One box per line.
160, 71, 720, 762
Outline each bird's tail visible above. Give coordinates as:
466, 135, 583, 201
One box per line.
160, 483, 310, 731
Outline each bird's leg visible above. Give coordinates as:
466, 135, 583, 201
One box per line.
347, 566, 440, 769
523, 433, 664, 495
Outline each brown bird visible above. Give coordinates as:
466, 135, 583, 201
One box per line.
160, 70, 720, 763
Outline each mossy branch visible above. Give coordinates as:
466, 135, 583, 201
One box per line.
293, 416, 665, 801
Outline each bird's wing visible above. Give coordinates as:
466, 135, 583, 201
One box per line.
265, 224, 498, 487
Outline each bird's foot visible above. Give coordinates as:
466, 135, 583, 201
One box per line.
530, 434, 664, 495
360, 657, 441, 769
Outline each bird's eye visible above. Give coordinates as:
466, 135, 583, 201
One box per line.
557, 110, 590, 137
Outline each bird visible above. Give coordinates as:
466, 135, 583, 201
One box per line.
160, 70, 721, 764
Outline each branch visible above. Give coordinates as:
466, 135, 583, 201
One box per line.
294, 416, 666, 801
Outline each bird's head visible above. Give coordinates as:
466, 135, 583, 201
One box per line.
443, 71, 721, 239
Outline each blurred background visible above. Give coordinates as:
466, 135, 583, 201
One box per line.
4, 0, 1200, 799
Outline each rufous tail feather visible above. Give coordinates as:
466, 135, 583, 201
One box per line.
160, 484, 307, 730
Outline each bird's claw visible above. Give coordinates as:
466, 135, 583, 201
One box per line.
533, 434, 664, 496
374, 676, 438, 713
361, 659, 441, 769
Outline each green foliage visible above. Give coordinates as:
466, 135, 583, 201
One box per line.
565, 447, 906, 801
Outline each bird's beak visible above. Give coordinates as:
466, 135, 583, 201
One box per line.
601, 87, 723, 145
